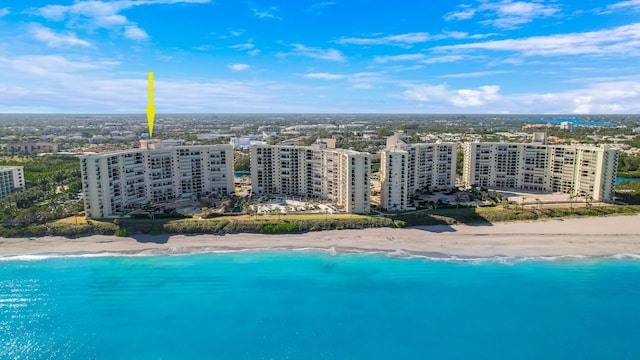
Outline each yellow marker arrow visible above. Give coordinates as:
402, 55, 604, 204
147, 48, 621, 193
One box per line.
146, 72, 156, 138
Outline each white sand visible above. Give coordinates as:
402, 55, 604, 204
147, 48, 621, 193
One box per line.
1, 215, 640, 259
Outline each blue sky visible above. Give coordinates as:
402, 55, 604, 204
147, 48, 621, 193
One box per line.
0, 0, 639, 113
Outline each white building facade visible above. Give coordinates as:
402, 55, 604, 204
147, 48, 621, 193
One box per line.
0, 166, 25, 199
380, 134, 457, 211
462, 142, 619, 202
250, 142, 371, 213
80, 141, 234, 218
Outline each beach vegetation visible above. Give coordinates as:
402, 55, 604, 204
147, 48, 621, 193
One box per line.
0, 155, 85, 228
390, 205, 640, 227
260, 221, 300, 234
0, 219, 117, 238
617, 153, 640, 177
114, 227, 129, 237
616, 180, 640, 205
3, 203, 639, 238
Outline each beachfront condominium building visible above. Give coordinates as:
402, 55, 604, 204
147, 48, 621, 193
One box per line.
462, 137, 619, 202
0, 166, 25, 199
80, 140, 233, 218
250, 140, 371, 213
380, 133, 457, 211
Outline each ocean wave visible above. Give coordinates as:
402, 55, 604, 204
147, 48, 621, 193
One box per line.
2, 249, 640, 263
609, 253, 640, 260
0, 252, 129, 262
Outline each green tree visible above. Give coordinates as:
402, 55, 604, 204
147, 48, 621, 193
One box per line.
234, 153, 251, 172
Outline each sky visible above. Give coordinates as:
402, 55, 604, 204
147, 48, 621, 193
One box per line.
0, 0, 639, 114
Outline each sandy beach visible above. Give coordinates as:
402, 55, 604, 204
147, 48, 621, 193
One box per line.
2, 215, 640, 259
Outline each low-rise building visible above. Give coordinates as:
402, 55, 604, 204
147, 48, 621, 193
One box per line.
3, 142, 58, 155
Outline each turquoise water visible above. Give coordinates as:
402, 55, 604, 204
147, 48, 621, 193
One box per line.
2, 253, 640, 359
517, 118, 615, 126
616, 177, 640, 185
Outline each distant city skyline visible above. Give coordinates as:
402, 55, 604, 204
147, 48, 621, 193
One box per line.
1, 0, 640, 114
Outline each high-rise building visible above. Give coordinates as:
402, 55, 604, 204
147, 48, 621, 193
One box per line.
0, 166, 25, 199
80, 140, 233, 218
462, 139, 619, 202
250, 140, 370, 213
380, 133, 457, 211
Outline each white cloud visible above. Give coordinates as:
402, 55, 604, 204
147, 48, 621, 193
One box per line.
303, 72, 346, 80
352, 83, 373, 90
450, 85, 501, 107
284, 44, 346, 62
306, 2, 337, 13
34, 0, 210, 39
302, 71, 382, 91
336, 31, 493, 47
0, 7, 9, 17
29, 23, 92, 48
608, 0, 640, 11
336, 32, 431, 46
229, 63, 250, 71
123, 25, 149, 41
248, 49, 261, 56
0, 55, 284, 112
229, 43, 255, 50
401, 84, 449, 102
421, 55, 470, 63
374, 53, 472, 64
397, 80, 640, 113
433, 23, 640, 57
0, 55, 117, 76
440, 70, 512, 78
401, 84, 501, 107
511, 81, 640, 114
36, 5, 67, 21
3, 52, 640, 113
444, 5, 477, 21
4, 75, 330, 113
445, 1, 560, 29
374, 54, 425, 63
251, 5, 280, 19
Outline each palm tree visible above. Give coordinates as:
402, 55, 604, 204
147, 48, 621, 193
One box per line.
147, 201, 156, 222
568, 186, 576, 213
501, 197, 509, 209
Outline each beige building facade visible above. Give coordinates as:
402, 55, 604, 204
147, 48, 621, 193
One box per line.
380, 134, 457, 211
0, 166, 25, 199
80, 141, 233, 218
250, 141, 370, 213
462, 141, 619, 202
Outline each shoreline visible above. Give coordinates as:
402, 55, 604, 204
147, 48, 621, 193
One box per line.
2, 214, 640, 260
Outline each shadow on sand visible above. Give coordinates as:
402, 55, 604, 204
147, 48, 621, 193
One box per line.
414, 224, 457, 233
132, 234, 170, 244
393, 207, 495, 231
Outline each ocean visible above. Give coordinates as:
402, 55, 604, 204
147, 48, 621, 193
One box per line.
2, 252, 640, 359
